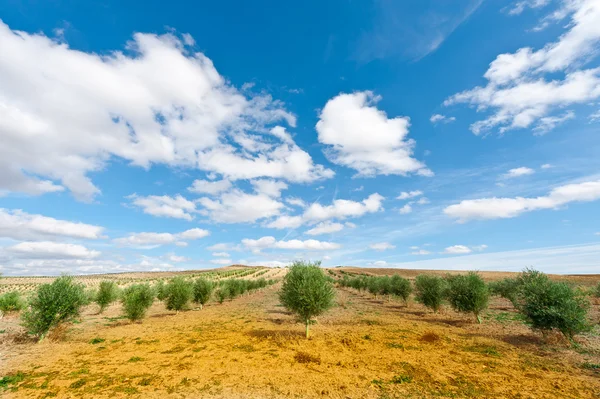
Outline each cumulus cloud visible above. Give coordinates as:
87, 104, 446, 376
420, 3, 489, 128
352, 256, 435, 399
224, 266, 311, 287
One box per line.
198, 189, 284, 223
212, 252, 230, 257
285, 197, 306, 208
187, 179, 232, 195
305, 222, 344, 236
316, 91, 432, 177
412, 249, 431, 255
0, 209, 104, 241
0, 22, 332, 201
541, 163, 553, 169
501, 167, 535, 179
5, 241, 101, 259
443, 244, 487, 254
445, 0, 600, 135
398, 204, 413, 214
370, 242, 396, 251
250, 179, 288, 198
114, 228, 209, 248
241, 236, 341, 251
445, 180, 600, 222
129, 194, 197, 220
430, 114, 456, 124
210, 258, 232, 265
167, 254, 189, 262
397, 190, 423, 200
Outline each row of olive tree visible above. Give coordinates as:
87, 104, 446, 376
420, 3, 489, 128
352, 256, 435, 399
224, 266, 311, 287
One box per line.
17, 275, 275, 341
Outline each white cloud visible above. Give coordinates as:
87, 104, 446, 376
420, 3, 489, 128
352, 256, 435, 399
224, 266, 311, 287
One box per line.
251, 179, 288, 198
345, 222, 357, 228
590, 109, 600, 122
445, 179, 600, 221
187, 179, 231, 195
399, 204, 413, 214
207, 243, 231, 251
412, 249, 431, 255
316, 91, 432, 177
241, 236, 341, 251
303, 193, 384, 222
370, 242, 396, 251
305, 222, 344, 236
265, 215, 304, 229
175, 241, 188, 247
541, 163, 553, 169
168, 255, 189, 263
501, 167, 535, 179
508, 0, 551, 15
212, 252, 230, 257
6, 241, 100, 259
397, 190, 423, 200
369, 260, 388, 267
114, 228, 209, 248
210, 258, 232, 265
416, 197, 430, 205
0, 22, 332, 201
430, 114, 456, 124
198, 189, 284, 223
443, 245, 472, 254
0, 208, 104, 241
445, 0, 600, 134
285, 197, 306, 208
129, 194, 197, 220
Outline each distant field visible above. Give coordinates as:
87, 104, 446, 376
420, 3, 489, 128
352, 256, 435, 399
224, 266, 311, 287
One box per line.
1, 266, 599, 398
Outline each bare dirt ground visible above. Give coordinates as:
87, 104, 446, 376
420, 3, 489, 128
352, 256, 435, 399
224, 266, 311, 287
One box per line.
1, 267, 599, 398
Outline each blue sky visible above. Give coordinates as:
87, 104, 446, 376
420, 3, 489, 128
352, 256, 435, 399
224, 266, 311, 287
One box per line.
0, 0, 599, 275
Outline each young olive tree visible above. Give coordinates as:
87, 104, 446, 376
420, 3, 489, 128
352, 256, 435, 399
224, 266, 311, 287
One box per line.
95, 281, 119, 313
390, 275, 412, 304
121, 284, 155, 322
445, 272, 489, 323
414, 275, 446, 313
164, 277, 193, 313
279, 261, 335, 338
155, 280, 167, 301
21, 276, 86, 341
193, 278, 214, 309
0, 291, 25, 314
517, 269, 591, 340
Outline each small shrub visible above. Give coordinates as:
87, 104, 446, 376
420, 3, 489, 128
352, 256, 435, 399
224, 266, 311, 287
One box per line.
21, 276, 86, 341
164, 277, 193, 312
390, 275, 412, 303
489, 278, 521, 307
517, 269, 591, 340
95, 281, 119, 313
445, 272, 490, 323
155, 280, 167, 301
0, 291, 24, 313
279, 261, 335, 338
192, 278, 214, 309
414, 275, 446, 312
215, 288, 227, 304
121, 284, 155, 322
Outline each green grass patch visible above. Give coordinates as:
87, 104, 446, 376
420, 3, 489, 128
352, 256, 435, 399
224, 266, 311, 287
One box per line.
69, 379, 87, 389
0, 372, 26, 390
128, 356, 143, 363
463, 344, 502, 357
89, 337, 105, 344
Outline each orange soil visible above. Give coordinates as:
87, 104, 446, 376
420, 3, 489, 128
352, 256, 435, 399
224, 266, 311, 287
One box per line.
1, 279, 599, 399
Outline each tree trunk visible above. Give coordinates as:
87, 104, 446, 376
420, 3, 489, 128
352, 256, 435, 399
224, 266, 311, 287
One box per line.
305, 319, 310, 339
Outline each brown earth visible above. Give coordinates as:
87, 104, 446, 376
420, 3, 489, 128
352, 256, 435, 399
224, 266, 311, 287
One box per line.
1, 268, 599, 398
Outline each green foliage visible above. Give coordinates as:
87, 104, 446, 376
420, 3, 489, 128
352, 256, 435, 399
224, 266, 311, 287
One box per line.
192, 278, 214, 308
21, 276, 86, 340
155, 280, 167, 301
594, 282, 600, 298
83, 288, 97, 306
164, 277, 193, 312
215, 288, 227, 304
445, 272, 490, 323
414, 275, 446, 313
279, 261, 335, 338
95, 281, 119, 313
390, 275, 413, 303
517, 269, 591, 340
121, 284, 155, 322
0, 291, 25, 313
489, 278, 521, 307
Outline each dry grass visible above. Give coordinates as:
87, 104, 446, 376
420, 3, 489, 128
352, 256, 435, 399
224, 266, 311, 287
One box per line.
0, 268, 599, 398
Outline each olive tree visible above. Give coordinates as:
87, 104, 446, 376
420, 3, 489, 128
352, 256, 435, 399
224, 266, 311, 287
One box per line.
121, 284, 155, 322
517, 269, 591, 340
445, 272, 489, 323
390, 275, 412, 304
95, 281, 119, 313
414, 275, 446, 313
279, 261, 335, 338
21, 276, 86, 341
164, 277, 193, 313
193, 278, 214, 309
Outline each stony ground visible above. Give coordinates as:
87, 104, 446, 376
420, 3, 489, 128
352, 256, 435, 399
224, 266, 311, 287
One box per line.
1, 269, 599, 398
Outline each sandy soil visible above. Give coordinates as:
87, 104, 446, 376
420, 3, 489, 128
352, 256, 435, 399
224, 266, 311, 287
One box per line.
1, 269, 599, 398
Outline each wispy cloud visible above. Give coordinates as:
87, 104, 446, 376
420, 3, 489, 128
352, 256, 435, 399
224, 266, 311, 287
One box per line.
354, 0, 485, 63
